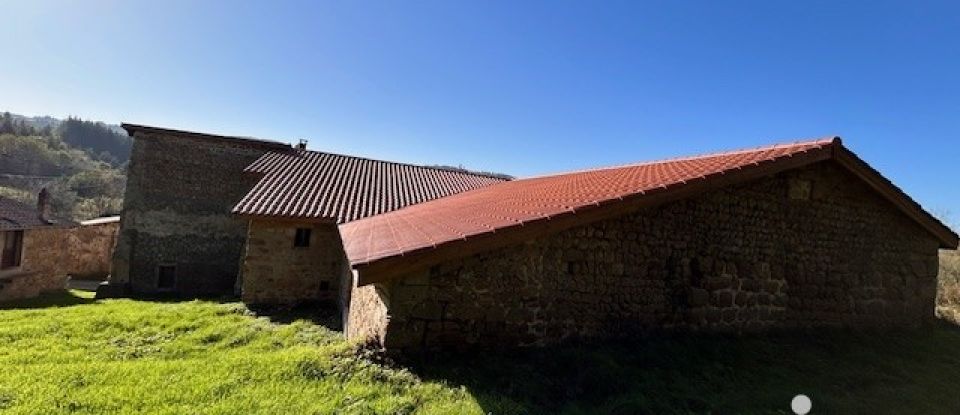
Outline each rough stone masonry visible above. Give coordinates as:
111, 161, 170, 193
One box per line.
348, 161, 941, 351
106, 126, 288, 296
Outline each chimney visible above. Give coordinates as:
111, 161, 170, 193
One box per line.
297, 139, 308, 150
37, 188, 50, 223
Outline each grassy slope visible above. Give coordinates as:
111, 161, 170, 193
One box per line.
0, 292, 476, 415
3, 291, 960, 414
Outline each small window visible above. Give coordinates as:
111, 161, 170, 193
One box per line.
788, 178, 812, 200
1, 231, 23, 270
157, 265, 176, 290
294, 228, 311, 248
319, 280, 330, 291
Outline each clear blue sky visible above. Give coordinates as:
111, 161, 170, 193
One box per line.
2, 1, 958, 221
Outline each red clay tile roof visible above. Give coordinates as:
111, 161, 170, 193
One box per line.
0, 197, 75, 231
340, 137, 958, 283
233, 149, 510, 223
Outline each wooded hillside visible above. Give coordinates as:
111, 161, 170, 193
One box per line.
0, 112, 128, 221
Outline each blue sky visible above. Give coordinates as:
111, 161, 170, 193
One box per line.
2, 1, 958, 221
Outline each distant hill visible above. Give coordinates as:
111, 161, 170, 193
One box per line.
1, 112, 132, 165
9, 113, 60, 130
0, 111, 128, 220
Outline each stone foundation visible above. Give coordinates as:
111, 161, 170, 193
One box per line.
348, 161, 941, 351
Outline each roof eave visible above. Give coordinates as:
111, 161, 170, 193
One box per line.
233, 212, 338, 225
830, 145, 959, 249
353, 143, 838, 286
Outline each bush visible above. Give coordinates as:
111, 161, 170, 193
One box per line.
939, 250, 960, 307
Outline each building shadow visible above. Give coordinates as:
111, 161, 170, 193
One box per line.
401, 326, 960, 414
248, 301, 342, 331
0, 289, 98, 310
123, 292, 241, 304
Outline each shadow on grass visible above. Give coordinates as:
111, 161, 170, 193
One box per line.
0, 289, 97, 310
124, 292, 241, 304
248, 300, 342, 331
404, 324, 960, 414
0, 289, 247, 310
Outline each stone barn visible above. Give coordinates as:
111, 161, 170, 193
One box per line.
0, 193, 77, 301
104, 124, 507, 298
232, 148, 508, 312
338, 138, 958, 351
105, 124, 956, 352
103, 125, 292, 297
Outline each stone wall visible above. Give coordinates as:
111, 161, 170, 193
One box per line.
350, 161, 941, 351
110, 132, 280, 296
241, 220, 344, 305
0, 273, 45, 302
346, 276, 390, 344
21, 228, 73, 292
66, 219, 119, 279
0, 228, 73, 301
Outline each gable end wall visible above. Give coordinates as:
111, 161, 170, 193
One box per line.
110, 133, 271, 295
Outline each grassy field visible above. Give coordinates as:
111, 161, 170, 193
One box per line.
3, 291, 960, 414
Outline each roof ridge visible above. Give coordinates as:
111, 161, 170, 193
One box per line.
285, 148, 513, 181
521, 136, 840, 180
337, 136, 841, 225
121, 123, 292, 149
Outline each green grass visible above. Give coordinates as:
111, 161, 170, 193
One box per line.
0, 291, 477, 414
3, 291, 960, 414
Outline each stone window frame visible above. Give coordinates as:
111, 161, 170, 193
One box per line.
0, 230, 24, 270
156, 264, 177, 291
294, 228, 312, 248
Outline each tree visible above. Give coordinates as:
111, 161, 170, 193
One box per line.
55, 117, 132, 166
0, 112, 12, 134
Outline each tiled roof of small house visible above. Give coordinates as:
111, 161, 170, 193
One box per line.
233, 149, 510, 223
0, 197, 75, 231
340, 137, 959, 284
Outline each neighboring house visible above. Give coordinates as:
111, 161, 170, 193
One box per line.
102, 124, 508, 298
105, 124, 958, 352
0, 191, 77, 301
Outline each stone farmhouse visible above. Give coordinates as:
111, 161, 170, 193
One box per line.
103, 124, 959, 351
0, 191, 76, 301
0, 193, 121, 302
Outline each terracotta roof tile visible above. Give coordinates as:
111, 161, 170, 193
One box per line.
339, 138, 843, 266
233, 150, 509, 223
